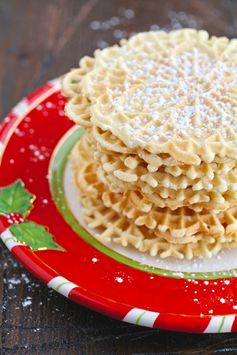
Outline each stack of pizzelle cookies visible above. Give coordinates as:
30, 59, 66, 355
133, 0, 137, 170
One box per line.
62, 29, 237, 260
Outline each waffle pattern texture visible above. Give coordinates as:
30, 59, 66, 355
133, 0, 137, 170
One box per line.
62, 29, 237, 259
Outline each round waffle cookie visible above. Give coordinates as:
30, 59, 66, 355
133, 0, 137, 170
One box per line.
71, 136, 237, 259
92, 125, 237, 168
96, 145, 237, 192
89, 127, 237, 211
96, 164, 237, 211
81, 30, 237, 164
82, 193, 237, 260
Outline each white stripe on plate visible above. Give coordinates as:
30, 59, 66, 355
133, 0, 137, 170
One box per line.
204, 315, 235, 333
1, 228, 25, 251
12, 99, 29, 117
48, 78, 61, 90
123, 308, 159, 327
47, 276, 77, 297
0, 141, 4, 157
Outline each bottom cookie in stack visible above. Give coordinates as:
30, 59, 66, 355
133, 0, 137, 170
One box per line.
70, 133, 237, 260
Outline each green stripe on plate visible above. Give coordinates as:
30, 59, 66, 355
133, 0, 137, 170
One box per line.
218, 316, 226, 333
136, 310, 147, 325
55, 281, 72, 292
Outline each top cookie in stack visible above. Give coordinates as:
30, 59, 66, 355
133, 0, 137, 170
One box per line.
62, 29, 237, 259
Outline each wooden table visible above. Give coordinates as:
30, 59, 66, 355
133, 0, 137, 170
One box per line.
1, 0, 237, 353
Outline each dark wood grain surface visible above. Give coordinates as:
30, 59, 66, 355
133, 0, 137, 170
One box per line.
1, 0, 237, 354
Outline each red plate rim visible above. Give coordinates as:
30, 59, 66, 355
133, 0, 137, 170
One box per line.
1, 79, 237, 333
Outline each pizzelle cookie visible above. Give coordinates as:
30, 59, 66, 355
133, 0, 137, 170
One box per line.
81, 192, 237, 260
96, 164, 237, 212
83, 30, 237, 163
63, 29, 237, 259
95, 144, 237, 192
71, 136, 237, 260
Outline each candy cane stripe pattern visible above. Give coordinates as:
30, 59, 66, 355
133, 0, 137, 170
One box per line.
47, 276, 77, 298
123, 308, 159, 327
1, 228, 25, 250
49, 78, 61, 91
204, 315, 236, 333
11, 99, 29, 118
0, 141, 4, 157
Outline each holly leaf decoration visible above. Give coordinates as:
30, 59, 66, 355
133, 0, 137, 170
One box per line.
10, 221, 64, 251
0, 180, 34, 217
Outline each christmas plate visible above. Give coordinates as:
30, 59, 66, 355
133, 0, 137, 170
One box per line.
1, 79, 237, 333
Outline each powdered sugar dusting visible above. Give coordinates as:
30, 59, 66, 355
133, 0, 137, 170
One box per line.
89, 32, 237, 145
22, 296, 32, 307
